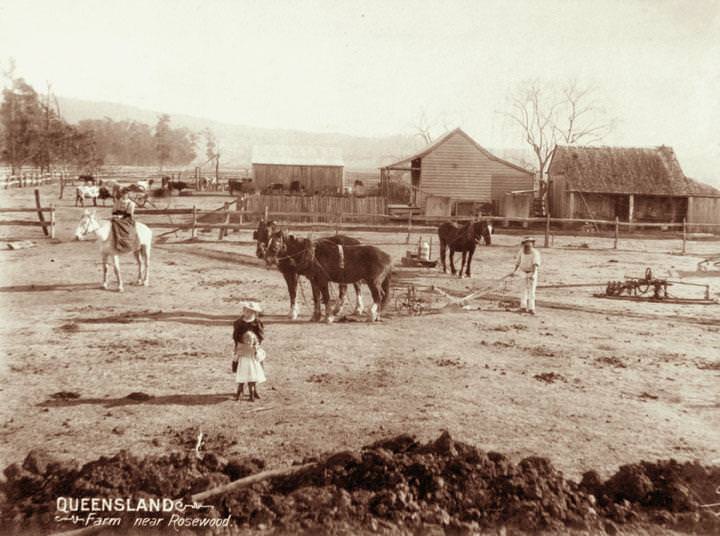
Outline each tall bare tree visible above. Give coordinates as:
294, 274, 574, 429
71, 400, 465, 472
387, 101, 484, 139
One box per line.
411, 108, 452, 145
502, 80, 616, 181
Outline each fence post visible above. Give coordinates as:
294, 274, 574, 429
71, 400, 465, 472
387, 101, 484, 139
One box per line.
544, 213, 550, 248
34, 188, 49, 237
219, 202, 230, 240
50, 204, 56, 239
682, 218, 687, 254
264, 205, 269, 222
59, 175, 64, 199
614, 217, 619, 250
406, 210, 412, 244
191, 205, 198, 239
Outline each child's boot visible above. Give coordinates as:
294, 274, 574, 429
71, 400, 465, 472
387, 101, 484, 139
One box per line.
249, 382, 256, 402
235, 384, 244, 401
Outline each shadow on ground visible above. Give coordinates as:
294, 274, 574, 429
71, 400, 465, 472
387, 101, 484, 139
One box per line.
39, 392, 235, 408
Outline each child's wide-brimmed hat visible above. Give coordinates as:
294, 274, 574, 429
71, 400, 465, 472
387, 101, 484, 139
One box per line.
242, 301, 263, 313
521, 237, 535, 244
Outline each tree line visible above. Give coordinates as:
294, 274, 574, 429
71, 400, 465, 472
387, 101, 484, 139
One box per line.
0, 69, 199, 174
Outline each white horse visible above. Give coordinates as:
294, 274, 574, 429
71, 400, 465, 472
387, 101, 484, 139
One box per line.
74, 210, 152, 292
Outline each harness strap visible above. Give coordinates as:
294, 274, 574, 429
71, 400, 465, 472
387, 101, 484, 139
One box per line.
338, 244, 344, 270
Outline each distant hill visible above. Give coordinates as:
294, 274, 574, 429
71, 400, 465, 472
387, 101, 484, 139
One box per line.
56, 96, 425, 171
55, 96, 538, 173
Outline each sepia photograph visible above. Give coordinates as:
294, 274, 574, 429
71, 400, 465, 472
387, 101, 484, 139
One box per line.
0, 0, 719, 534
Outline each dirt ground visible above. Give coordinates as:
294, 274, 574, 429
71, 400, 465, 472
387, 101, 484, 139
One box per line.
1, 184, 719, 490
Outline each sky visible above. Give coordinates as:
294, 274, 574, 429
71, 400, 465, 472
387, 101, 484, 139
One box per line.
1, 0, 719, 182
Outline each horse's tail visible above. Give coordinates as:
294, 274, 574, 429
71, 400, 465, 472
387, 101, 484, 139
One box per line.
380, 270, 392, 309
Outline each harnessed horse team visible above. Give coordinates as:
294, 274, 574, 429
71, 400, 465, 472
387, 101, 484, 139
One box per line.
254, 216, 492, 323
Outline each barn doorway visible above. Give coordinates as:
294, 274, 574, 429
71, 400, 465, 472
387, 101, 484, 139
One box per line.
614, 195, 630, 221
410, 158, 421, 205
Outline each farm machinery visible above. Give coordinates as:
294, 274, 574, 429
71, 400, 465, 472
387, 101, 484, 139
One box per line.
595, 267, 714, 304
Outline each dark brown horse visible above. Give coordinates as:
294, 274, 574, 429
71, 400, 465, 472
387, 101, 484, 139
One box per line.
438, 220, 493, 278
253, 219, 277, 261
266, 231, 392, 322
256, 224, 366, 319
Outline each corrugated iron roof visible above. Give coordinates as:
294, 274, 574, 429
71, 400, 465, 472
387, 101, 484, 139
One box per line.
251, 145, 344, 167
548, 145, 718, 196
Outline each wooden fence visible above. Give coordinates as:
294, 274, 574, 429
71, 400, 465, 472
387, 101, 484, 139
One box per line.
243, 194, 387, 221
135, 205, 720, 249
2, 173, 61, 189
0, 189, 56, 238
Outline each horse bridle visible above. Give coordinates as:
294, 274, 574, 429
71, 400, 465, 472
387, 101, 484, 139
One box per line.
267, 233, 316, 271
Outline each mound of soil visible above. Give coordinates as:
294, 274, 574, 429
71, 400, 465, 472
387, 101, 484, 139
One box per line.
1, 432, 719, 535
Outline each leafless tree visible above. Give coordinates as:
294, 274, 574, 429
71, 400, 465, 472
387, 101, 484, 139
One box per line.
502, 80, 616, 180
411, 108, 451, 145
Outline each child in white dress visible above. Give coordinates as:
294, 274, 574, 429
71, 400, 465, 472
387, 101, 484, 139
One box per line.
232, 302, 266, 402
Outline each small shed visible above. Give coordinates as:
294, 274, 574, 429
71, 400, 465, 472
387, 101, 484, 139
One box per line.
380, 128, 534, 216
547, 145, 720, 224
251, 145, 344, 193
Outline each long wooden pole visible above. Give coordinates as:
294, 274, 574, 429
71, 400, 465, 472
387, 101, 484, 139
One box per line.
191, 462, 314, 503
682, 217, 687, 254
544, 212, 550, 248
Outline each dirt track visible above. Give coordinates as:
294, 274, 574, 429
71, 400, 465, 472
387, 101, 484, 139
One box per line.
1, 186, 719, 530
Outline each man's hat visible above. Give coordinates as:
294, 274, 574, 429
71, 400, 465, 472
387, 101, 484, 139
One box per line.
242, 301, 263, 313
521, 237, 535, 244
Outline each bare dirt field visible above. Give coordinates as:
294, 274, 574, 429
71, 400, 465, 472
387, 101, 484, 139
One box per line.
1, 185, 719, 533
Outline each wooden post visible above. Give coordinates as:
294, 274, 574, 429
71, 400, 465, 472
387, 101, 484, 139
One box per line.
237, 195, 244, 226
628, 194, 634, 230
264, 205, 269, 222
191, 205, 197, 239
34, 188, 49, 237
682, 217, 687, 254
544, 212, 550, 248
194, 166, 200, 190
219, 202, 230, 240
406, 209, 412, 244
50, 204, 56, 239
336, 212, 342, 235
614, 216, 619, 249
59, 175, 64, 199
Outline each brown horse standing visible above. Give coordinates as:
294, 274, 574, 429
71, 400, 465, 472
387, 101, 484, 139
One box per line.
438, 220, 492, 278
266, 232, 392, 322
256, 224, 366, 319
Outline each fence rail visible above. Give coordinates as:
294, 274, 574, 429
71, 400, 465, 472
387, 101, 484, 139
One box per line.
2, 173, 61, 189
0, 189, 55, 238
134, 204, 720, 254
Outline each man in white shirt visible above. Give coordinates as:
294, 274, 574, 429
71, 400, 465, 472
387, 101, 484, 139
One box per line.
511, 237, 541, 315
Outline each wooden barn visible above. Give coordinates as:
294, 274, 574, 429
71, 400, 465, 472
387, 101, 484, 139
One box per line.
547, 146, 720, 225
380, 128, 534, 216
251, 145, 344, 193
